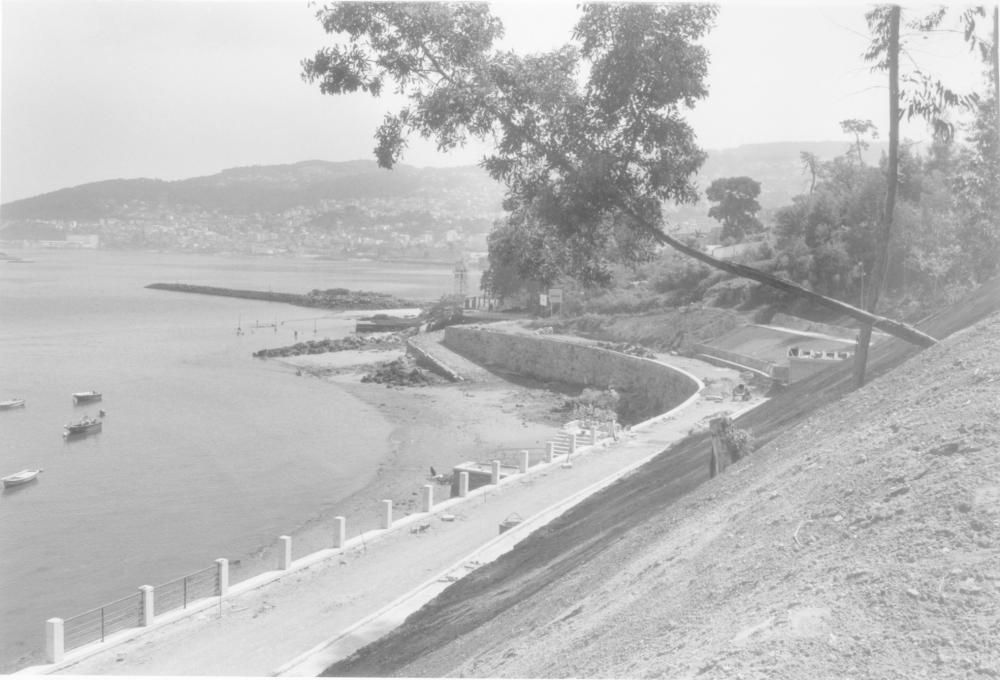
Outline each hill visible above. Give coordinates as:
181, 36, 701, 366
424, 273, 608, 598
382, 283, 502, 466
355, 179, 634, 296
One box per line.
0, 141, 884, 231
323, 276, 1000, 679
0, 160, 505, 221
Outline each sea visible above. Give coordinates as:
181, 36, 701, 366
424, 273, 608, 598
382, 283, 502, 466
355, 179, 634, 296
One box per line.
0, 249, 465, 671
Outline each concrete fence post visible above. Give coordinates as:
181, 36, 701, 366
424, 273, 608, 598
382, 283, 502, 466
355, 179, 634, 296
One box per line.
491, 460, 501, 485
458, 471, 470, 497
381, 499, 393, 529
568, 432, 577, 454
139, 585, 154, 626
421, 484, 433, 513
45, 618, 64, 664
333, 516, 346, 549
590, 427, 598, 445
546, 441, 556, 463
519, 449, 530, 473
215, 558, 229, 597
279, 535, 292, 570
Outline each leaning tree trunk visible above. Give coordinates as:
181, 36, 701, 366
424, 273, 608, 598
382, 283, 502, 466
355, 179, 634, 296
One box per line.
854, 5, 901, 388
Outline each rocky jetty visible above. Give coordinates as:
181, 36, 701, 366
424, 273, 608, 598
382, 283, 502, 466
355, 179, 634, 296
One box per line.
253, 330, 414, 358
147, 283, 418, 310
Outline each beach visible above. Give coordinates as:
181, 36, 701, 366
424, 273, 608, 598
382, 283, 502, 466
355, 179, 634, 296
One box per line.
256, 345, 576, 570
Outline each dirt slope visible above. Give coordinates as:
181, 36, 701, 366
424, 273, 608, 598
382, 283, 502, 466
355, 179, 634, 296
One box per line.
324, 279, 1000, 679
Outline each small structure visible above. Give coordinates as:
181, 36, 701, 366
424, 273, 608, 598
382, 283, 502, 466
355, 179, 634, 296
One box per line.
787, 346, 853, 383
498, 513, 523, 535
709, 416, 734, 478
449, 461, 518, 497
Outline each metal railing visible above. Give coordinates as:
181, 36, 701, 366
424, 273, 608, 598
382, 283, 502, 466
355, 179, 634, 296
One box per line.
154, 565, 219, 616
63, 592, 143, 651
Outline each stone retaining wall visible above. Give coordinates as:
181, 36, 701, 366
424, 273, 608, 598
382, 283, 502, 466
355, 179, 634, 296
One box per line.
444, 326, 699, 421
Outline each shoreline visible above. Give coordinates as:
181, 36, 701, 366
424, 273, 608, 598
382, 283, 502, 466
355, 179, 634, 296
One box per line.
228, 348, 570, 584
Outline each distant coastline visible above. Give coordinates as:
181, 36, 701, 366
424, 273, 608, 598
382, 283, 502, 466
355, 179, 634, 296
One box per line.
146, 282, 421, 310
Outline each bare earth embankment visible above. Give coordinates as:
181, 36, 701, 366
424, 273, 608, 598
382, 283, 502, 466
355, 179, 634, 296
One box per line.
325, 279, 1000, 679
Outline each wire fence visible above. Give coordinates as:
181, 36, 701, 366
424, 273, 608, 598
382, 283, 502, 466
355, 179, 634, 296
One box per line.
154, 565, 219, 616
63, 592, 143, 651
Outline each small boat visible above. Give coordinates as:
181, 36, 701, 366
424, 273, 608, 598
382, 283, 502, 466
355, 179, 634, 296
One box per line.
0, 398, 26, 410
2, 469, 42, 488
64, 415, 102, 436
72, 391, 102, 404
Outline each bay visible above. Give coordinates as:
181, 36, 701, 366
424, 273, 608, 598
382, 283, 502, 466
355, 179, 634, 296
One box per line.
0, 249, 462, 671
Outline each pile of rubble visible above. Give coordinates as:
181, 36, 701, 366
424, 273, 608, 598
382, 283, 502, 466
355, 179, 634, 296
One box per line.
361, 357, 437, 387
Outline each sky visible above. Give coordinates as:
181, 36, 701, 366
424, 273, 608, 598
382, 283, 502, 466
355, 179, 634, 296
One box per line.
0, 0, 989, 203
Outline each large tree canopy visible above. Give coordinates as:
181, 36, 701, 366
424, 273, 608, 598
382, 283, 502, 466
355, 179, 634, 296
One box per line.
706, 176, 763, 242
303, 2, 936, 348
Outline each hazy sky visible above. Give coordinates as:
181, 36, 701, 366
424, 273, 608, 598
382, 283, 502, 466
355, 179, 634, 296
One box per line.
0, 0, 987, 203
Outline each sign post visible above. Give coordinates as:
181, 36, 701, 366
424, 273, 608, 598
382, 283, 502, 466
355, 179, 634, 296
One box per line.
548, 288, 563, 316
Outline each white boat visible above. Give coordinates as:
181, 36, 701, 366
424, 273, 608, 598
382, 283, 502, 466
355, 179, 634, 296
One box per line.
0, 398, 26, 410
72, 391, 102, 404
2, 469, 42, 488
65, 415, 102, 436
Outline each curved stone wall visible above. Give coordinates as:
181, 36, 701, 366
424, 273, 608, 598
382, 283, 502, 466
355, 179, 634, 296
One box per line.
444, 326, 700, 422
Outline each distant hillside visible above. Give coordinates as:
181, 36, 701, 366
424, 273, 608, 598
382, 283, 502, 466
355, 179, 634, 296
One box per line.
0, 141, 889, 224
0, 160, 505, 221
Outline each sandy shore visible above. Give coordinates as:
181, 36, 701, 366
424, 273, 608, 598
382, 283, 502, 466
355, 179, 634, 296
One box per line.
250, 347, 573, 571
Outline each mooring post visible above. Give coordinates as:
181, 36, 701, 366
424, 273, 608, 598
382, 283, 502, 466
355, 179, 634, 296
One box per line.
519, 449, 530, 473
139, 585, 154, 626
421, 484, 433, 512
279, 535, 292, 570
458, 471, 469, 497
381, 499, 393, 530
491, 460, 501, 485
46, 618, 64, 664
333, 516, 346, 549
215, 559, 229, 597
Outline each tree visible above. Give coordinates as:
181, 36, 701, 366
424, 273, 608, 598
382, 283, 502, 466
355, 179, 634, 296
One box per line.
840, 118, 879, 166
856, 4, 984, 385
303, 2, 936, 349
705, 176, 763, 243
800, 151, 820, 194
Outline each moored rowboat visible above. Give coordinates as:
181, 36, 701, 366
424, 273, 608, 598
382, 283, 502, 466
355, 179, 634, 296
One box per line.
2, 469, 42, 487
0, 398, 26, 409
65, 415, 102, 436
72, 391, 102, 404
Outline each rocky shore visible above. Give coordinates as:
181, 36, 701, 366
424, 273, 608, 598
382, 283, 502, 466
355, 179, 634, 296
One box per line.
146, 283, 419, 310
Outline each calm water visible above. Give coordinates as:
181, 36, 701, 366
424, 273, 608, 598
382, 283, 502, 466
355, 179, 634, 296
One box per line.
0, 249, 461, 670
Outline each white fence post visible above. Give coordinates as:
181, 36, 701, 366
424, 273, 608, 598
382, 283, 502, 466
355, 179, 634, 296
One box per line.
519, 449, 530, 473
546, 442, 556, 463
568, 432, 577, 454
333, 516, 346, 549
381, 500, 393, 530
491, 460, 501, 485
590, 427, 598, 445
279, 536, 292, 570
45, 618, 64, 664
215, 558, 229, 597
458, 471, 469, 497
421, 484, 434, 512
139, 585, 154, 626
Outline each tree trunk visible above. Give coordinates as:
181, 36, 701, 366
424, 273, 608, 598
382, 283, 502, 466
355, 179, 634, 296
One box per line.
854, 5, 901, 388
993, 6, 999, 147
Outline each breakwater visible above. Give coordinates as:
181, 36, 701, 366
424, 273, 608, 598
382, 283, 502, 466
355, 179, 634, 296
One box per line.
443, 326, 699, 424
146, 283, 418, 310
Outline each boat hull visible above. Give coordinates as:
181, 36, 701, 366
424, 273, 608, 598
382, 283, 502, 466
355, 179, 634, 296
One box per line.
2, 470, 40, 487
72, 393, 102, 404
65, 421, 102, 436
0, 400, 26, 410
